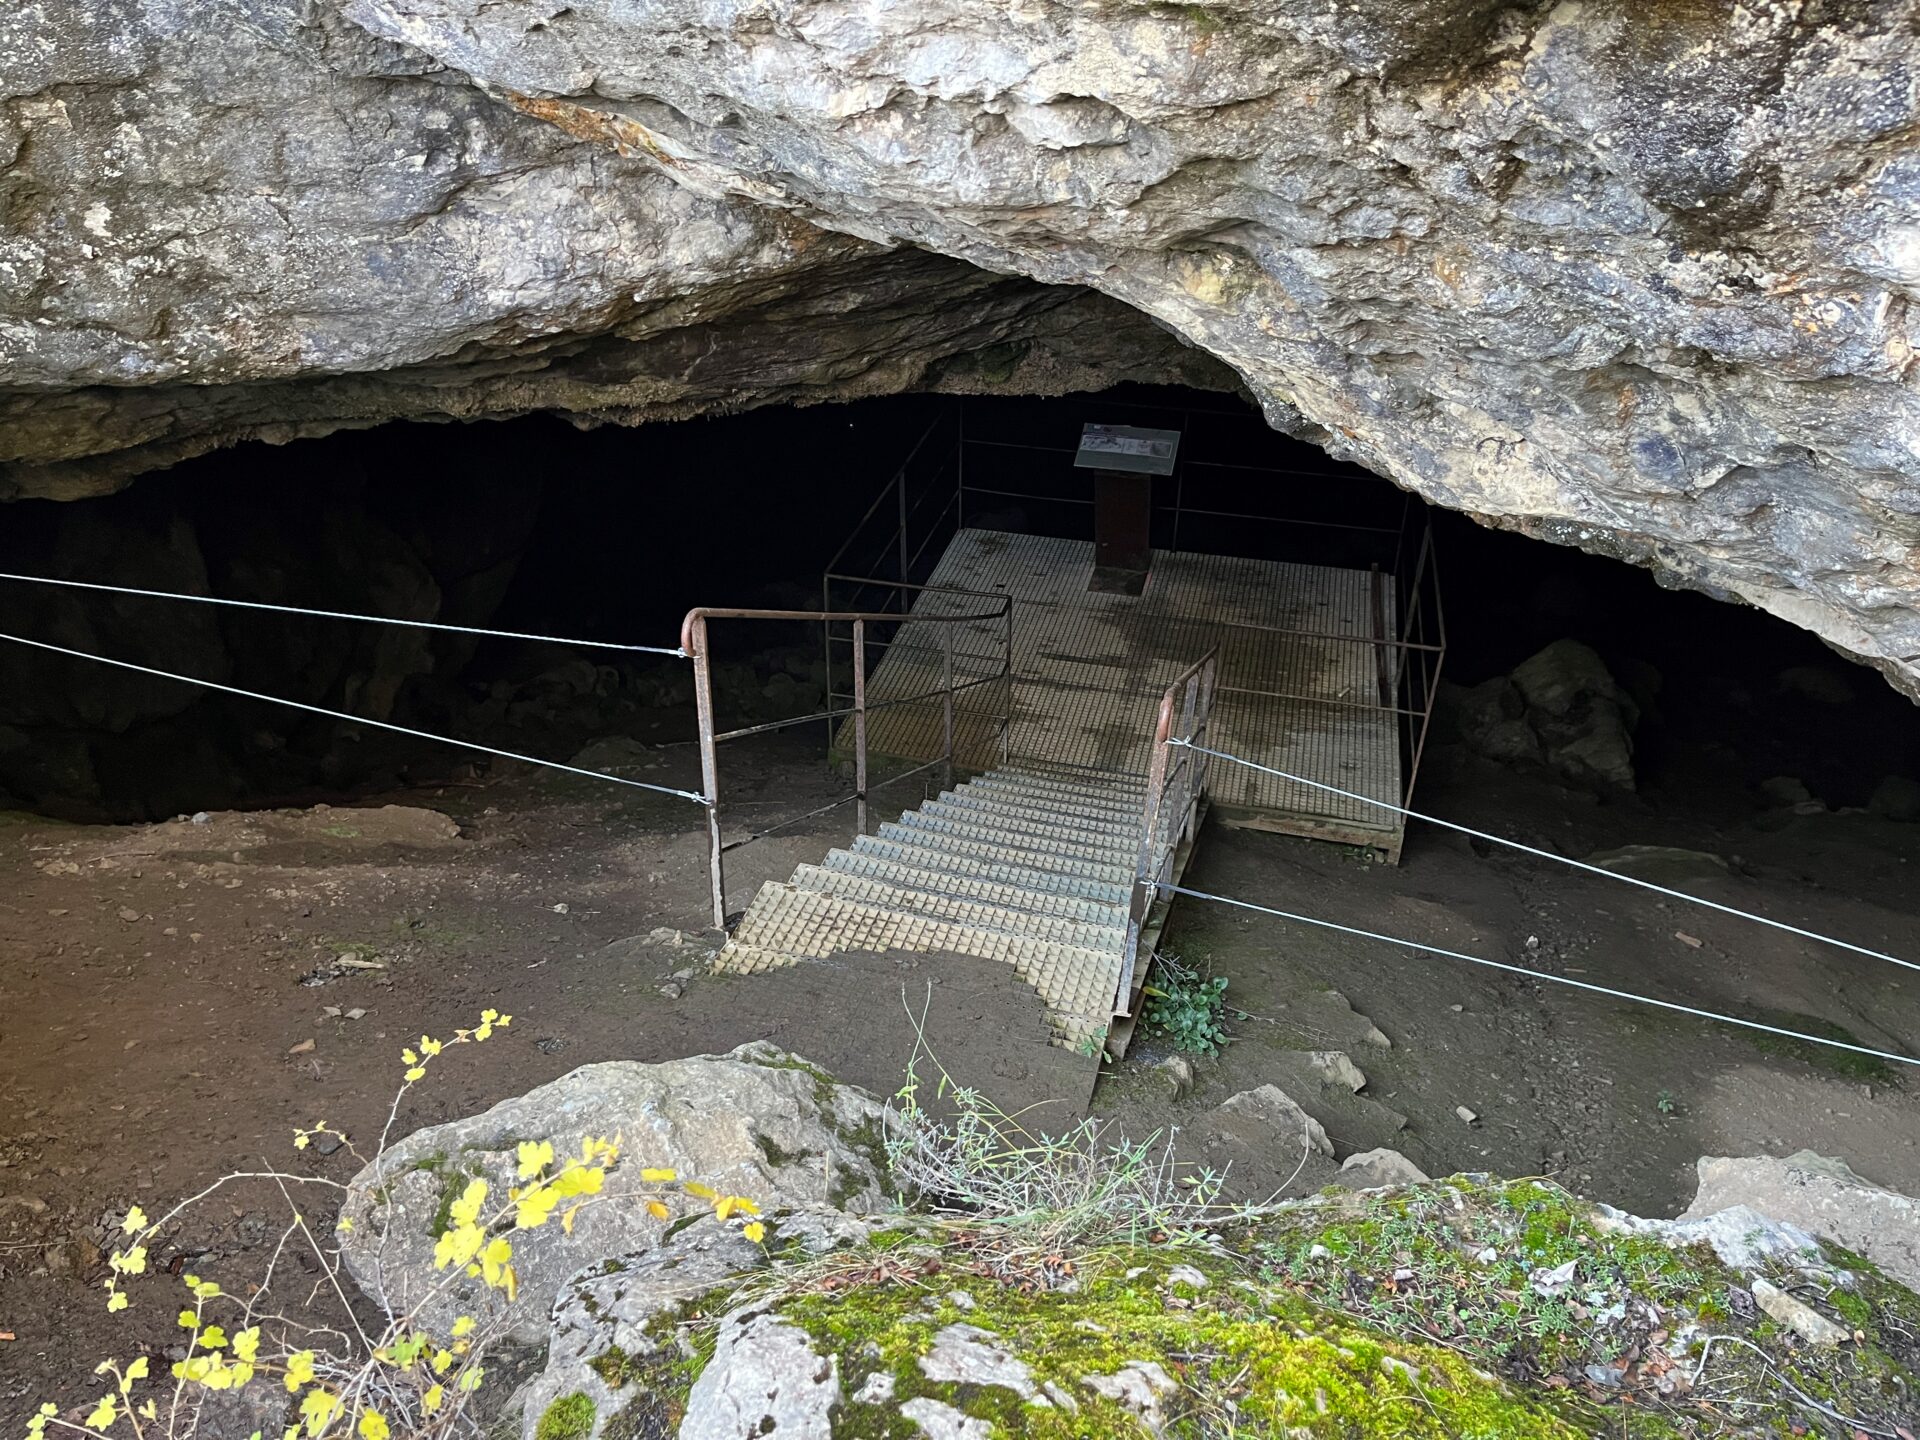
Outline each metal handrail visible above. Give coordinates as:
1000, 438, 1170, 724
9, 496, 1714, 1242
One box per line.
1116, 647, 1219, 1016
681, 587, 1014, 930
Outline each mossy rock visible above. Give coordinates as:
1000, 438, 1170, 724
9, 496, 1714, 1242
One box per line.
605, 1179, 1920, 1438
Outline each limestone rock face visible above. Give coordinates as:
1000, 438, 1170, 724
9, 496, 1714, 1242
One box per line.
5, 2, 1920, 696
1683, 1150, 1920, 1292
336, 1043, 890, 1344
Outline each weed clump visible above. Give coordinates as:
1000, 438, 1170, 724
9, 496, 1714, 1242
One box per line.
1141, 950, 1230, 1054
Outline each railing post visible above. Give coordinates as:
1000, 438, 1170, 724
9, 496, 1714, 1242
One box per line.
853, 618, 869, 836
689, 615, 727, 931
1000, 602, 1013, 764
896, 470, 909, 583
942, 625, 955, 790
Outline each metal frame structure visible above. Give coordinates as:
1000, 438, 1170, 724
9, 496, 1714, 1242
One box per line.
1119, 648, 1219, 1015
823, 396, 1447, 856
681, 585, 1011, 930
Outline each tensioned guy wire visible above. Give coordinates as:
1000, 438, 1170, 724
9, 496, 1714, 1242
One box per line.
0, 630, 710, 805
1156, 881, 1920, 1070
0, 572, 686, 657
1173, 737, 1920, 976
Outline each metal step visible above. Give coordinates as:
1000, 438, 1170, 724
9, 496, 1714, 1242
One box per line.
960, 779, 1136, 814
976, 772, 1148, 808
716, 883, 1116, 1046
967, 783, 1144, 817
872, 822, 1133, 879
999, 761, 1148, 795
889, 812, 1137, 865
789, 865, 1125, 952
912, 799, 1135, 853
942, 785, 1143, 830
845, 836, 1131, 904
819, 848, 1127, 925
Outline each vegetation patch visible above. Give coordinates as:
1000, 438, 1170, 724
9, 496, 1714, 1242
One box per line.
1141, 950, 1230, 1055
533, 1392, 596, 1440
722, 1178, 1919, 1437
1743, 1007, 1898, 1084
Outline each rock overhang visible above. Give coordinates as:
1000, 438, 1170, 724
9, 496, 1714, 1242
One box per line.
2, 0, 1917, 697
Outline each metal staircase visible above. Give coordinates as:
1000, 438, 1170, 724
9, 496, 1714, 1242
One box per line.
715, 761, 1148, 1051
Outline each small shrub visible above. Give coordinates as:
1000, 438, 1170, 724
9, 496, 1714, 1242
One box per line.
877, 991, 1229, 1251
24, 1010, 764, 1440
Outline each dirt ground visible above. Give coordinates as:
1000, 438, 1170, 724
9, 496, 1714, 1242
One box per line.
3, 726, 1919, 1420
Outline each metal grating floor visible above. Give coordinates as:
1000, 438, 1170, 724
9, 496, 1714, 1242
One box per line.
850, 530, 1404, 849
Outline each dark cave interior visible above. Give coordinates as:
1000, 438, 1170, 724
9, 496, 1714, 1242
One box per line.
0, 382, 1913, 825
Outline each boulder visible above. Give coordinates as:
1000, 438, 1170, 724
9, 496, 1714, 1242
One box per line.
1510, 640, 1621, 718
1512, 641, 1637, 791
1182, 1084, 1339, 1203
1868, 775, 1920, 823
337, 1044, 890, 1343
1682, 1152, 1920, 1292
1760, 775, 1815, 807
513, 1225, 764, 1440
1450, 642, 1638, 790
1339, 1148, 1432, 1188
1583, 845, 1731, 888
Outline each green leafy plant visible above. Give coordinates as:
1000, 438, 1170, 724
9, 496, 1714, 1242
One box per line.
1142, 952, 1230, 1055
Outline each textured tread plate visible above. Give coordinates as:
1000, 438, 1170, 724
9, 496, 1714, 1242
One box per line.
820, 849, 1126, 925
845, 837, 1131, 904
789, 865, 1125, 952
889, 813, 1137, 864
717, 883, 1118, 1046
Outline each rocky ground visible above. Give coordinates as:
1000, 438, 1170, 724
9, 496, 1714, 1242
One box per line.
2, 661, 1919, 1426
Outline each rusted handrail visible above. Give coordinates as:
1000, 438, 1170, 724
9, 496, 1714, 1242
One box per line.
681, 588, 1014, 931
1117, 648, 1220, 1017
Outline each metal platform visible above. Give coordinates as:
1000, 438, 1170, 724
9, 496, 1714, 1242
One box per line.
851, 529, 1406, 856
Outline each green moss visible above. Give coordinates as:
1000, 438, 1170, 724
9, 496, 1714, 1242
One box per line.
1745, 1008, 1897, 1083
1829, 1287, 1872, 1326
533, 1393, 595, 1440
829, 1115, 890, 1207
753, 1132, 809, 1169
780, 1250, 1580, 1437
421, 1158, 481, 1237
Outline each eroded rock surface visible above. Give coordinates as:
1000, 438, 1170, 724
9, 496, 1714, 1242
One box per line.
1683, 1150, 1920, 1291
5, 2, 1920, 695
336, 1042, 890, 1343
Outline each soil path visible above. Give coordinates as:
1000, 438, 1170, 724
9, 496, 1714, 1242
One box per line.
4, 736, 1919, 1420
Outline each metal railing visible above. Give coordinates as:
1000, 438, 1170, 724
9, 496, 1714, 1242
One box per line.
681, 587, 1013, 930
1116, 648, 1220, 1015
